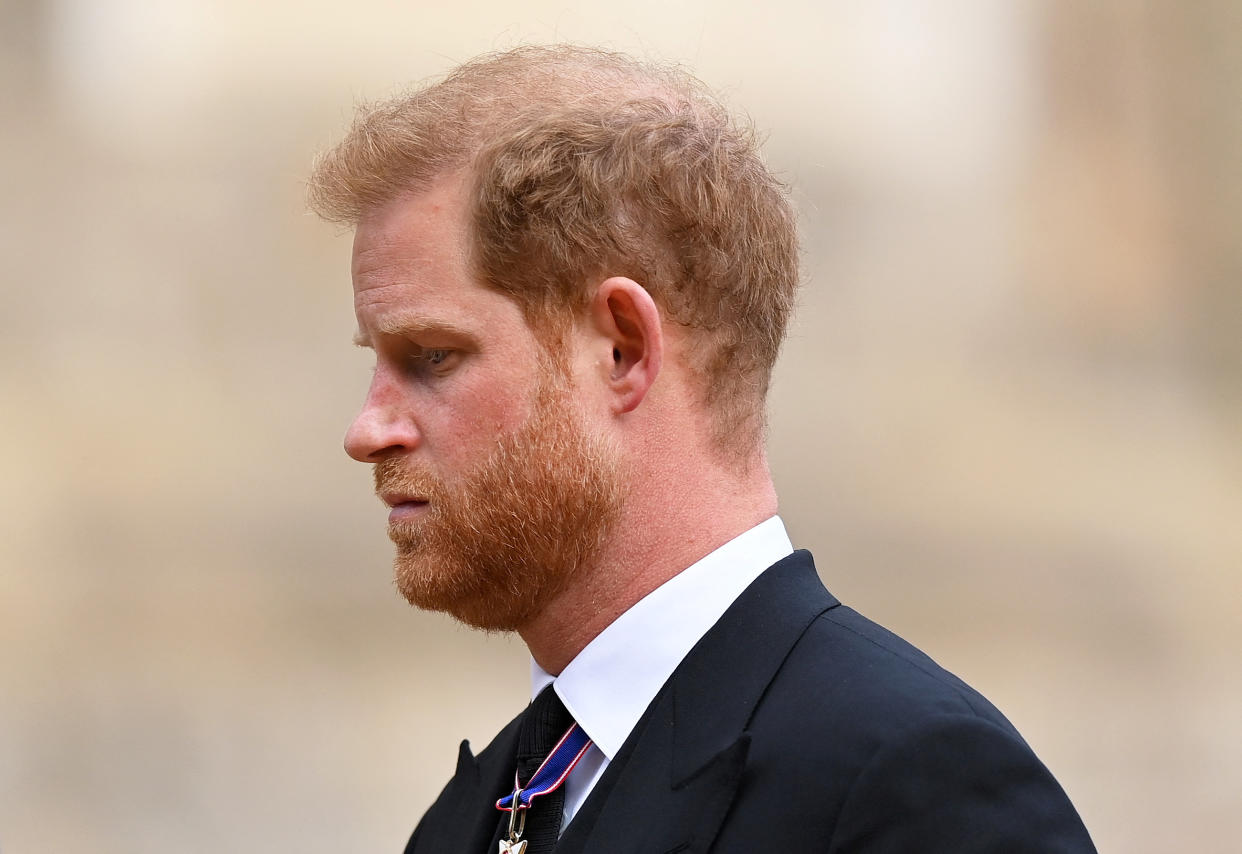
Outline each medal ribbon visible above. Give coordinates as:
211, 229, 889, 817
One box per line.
495, 722, 593, 813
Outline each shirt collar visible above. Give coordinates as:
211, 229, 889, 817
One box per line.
530, 515, 794, 759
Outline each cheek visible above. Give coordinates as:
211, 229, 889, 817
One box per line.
439, 377, 536, 454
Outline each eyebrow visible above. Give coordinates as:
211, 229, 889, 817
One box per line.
352, 316, 476, 347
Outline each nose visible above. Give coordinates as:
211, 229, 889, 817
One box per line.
343, 372, 421, 462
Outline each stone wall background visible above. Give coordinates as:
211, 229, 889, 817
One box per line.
2, 1, 1239, 851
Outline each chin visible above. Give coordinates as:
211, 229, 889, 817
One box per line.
392, 553, 545, 632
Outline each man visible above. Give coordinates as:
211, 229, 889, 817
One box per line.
310, 46, 1095, 853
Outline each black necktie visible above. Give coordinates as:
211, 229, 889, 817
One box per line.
496, 685, 575, 853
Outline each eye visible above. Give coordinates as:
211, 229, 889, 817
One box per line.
408, 347, 458, 376
398, 343, 461, 379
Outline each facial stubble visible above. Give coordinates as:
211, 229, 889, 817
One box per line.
373, 380, 624, 631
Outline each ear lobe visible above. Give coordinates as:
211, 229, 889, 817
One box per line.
591, 277, 663, 414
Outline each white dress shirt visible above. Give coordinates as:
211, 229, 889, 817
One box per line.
529, 515, 794, 831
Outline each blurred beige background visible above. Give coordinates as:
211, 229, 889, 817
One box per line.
2, 1, 1239, 851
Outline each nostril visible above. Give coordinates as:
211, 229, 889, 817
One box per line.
344, 415, 380, 462
344, 405, 419, 462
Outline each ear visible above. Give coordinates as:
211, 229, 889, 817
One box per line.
588, 277, 663, 414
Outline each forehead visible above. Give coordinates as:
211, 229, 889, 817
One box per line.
352, 175, 467, 298
350, 176, 517, 336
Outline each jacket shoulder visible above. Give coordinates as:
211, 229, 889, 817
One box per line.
724, 600, 1095, 852
806, 604, 1017, 730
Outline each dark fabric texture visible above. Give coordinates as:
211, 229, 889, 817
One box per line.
403, 551, 1097, 854
495, 685, 574, 853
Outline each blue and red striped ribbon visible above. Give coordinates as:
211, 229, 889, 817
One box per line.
496, 722, 593, 812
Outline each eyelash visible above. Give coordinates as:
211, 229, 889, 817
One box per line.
410, 348, 455, 374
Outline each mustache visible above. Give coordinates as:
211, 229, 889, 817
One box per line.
373, 457, 441, 499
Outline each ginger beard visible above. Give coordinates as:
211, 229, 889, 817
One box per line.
373, 375, 624, 631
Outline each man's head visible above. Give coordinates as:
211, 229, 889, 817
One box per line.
338, 172, 626, 630
311, 46, 798, 635
309, 45, 800, 452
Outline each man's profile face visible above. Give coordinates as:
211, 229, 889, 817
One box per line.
345, 174, 624, 629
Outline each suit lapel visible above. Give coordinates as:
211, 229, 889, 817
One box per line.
557, 551, 839, 854
407, 716, 522, 854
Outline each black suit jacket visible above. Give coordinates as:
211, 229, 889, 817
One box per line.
404, 551, 1096, 853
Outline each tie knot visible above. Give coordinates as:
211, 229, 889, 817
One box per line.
516, 685, 575, 776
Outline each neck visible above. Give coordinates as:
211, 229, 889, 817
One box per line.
518, 450, 778, 675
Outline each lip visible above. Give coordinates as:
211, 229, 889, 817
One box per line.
388, 501, 428, 523
387, 500, 429, 523
379, 491, 429, 523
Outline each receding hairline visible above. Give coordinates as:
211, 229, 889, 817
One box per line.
307, 45, 727, 224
